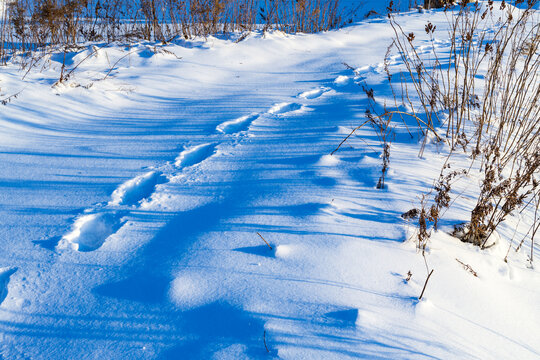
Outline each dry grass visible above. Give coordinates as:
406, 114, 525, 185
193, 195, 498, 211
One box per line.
0, 0, 347, 64
386, 0, 540, 254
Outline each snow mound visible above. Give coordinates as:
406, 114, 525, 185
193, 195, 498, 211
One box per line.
318, 154, 340, 166
275, 244, 294, 258
169, 272, 221, 309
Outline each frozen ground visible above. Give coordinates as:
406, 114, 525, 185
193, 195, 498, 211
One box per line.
0, 3, 539, 359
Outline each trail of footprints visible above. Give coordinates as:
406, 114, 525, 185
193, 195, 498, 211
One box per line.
56, 143, 218, 252
0, 59, 407, 311
55, 69, 374, 253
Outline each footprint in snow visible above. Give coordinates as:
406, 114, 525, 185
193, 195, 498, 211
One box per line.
268, 102, 302, 115
298, 87, 329, 100
356, 65, 373, 74
57, 211, 127, 252
216, 114, 259, 135
109, 170, 168, 206
334, 75, 351, 87
0, 267, 17, 305
175, 143, 217, 169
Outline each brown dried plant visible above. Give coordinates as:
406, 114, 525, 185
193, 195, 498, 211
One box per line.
387, 0, 540, 255
0, 0, 348, 64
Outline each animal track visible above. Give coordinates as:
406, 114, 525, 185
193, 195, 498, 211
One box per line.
0, 267, 17, 305
175, 143, 217, 168
216, 114, 259, 134
268, 102, 302, 115
57, 211, 127, 252
299, 87, 329, 100
109, 171, 168, 206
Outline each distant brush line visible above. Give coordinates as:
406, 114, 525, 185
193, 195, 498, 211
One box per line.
0, 0, 351, 63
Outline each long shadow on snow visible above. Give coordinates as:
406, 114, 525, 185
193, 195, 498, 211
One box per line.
92, 67, 434, 357
93, 189, 274, 358
93, 199, 229, 304
160, 302, 272, 359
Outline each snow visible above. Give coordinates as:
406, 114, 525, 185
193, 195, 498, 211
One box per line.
110, 171, 167, 206
216, 114, 259, 135
57, 212, 127, 252
298, 87, 330, 100
0, 268, 17, 305
0, 2, 539, 359
174, 143, 218, 168
334, 75, 351, 86
267, 102, 304, 115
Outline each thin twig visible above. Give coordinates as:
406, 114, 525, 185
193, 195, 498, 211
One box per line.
257, 232, 273, 250
1, 89, 24, 105
66, 44, 108, 80
455, 258, 478, 277
331, 119, 370, 155
102, 49, 140, 81
418, 269, 434, 300
263, 330, 270, 353
405, 271, 412, 282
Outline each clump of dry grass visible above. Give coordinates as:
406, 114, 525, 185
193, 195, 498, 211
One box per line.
385, 0, 540, 255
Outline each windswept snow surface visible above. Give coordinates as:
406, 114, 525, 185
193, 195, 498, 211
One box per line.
0, 4, 539, 360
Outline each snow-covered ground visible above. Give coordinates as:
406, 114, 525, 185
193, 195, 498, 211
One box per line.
0, 3, 539, 359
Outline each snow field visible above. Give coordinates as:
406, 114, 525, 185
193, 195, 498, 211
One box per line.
0, 3, 538, 359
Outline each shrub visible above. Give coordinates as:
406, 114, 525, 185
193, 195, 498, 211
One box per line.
0, 0, 347, 63
386, 0, 540, 253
